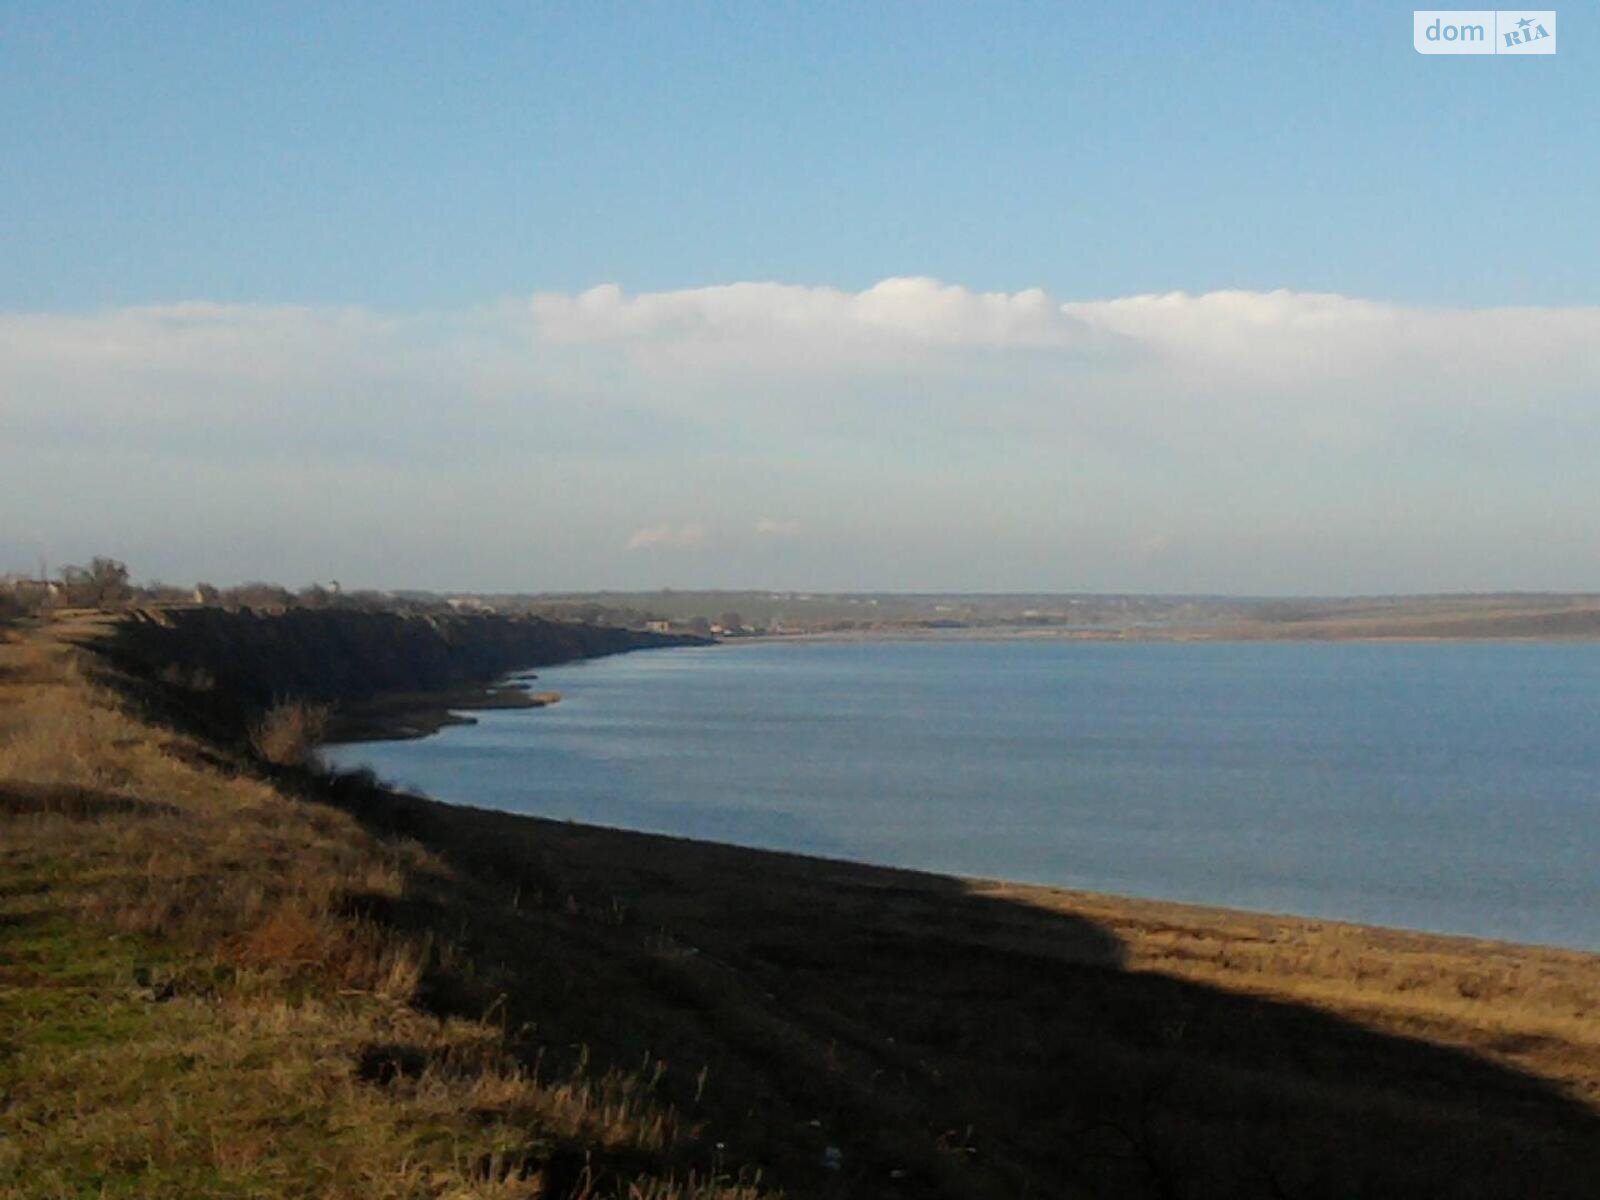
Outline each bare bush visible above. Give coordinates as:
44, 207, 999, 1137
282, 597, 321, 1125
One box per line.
249, 700, 331, 766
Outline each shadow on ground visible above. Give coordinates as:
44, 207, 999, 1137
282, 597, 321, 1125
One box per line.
307, 768, 1600, 1200
0, 782, 182, 821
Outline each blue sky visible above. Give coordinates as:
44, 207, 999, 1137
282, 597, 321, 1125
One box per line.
5, 1, 1595, 309
3, 3, 1599, 591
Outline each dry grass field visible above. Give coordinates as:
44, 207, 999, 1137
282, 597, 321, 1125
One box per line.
2, 615, 1597, 1198
1202, 597, 1600, 641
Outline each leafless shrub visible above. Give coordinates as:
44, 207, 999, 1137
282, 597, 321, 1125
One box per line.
249, 700, 330, 766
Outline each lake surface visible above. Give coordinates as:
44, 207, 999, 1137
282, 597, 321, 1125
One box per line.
328, 639, 1600, 950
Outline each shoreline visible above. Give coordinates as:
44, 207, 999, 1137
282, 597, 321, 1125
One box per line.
403, 793, 1600, 958
325, 680, 564, 742
558, 811, 1600, 962
326, 765, 1600, 957
736, 624, 1600, 644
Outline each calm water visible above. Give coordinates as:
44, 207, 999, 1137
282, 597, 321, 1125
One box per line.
328, 640, 1600, 950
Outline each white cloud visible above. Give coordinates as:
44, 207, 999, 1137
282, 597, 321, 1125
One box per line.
624, 523, 708, 551
7, 282, 1599, 438
531, 277, 1081, 348
754, 517, 801, 538
518, 281, 1600, 457
525, 280, 1600, 401
6, 278, 1600, 589
525, 277, 1105, 376
1060, 288, 1600, 395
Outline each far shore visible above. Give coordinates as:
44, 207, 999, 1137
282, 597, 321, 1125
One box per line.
734, 626, 1600, 645
734, 617, 1600, 644
326, 615, 1600, 743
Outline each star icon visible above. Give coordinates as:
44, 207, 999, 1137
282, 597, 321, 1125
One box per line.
1517, 16, 1533, 28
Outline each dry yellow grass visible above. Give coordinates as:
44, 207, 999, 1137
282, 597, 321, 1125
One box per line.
976, 881, 1600, 1109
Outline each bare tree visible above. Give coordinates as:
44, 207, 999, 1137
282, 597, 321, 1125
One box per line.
59, 557, 132, 608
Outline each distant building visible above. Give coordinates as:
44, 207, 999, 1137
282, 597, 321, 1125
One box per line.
1, 576, 62, 600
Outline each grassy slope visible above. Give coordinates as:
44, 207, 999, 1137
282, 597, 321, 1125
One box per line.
2, 618, 1598, 1199
1, 626, 764, 1200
